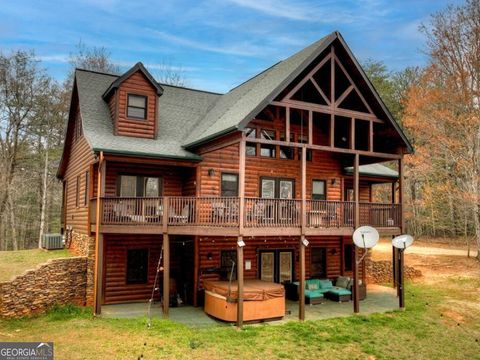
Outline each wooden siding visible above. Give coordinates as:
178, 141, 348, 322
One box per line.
64, 108, 96, 234
103, 234, 163, 304
103, 234, 194, 304
116, 71, 157, 139
197, 142, 344, 200
93, 162, 193, 197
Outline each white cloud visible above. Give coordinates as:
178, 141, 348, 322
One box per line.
148, 30, 270, 57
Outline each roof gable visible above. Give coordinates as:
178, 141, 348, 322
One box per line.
183, 32, 413, 154
102, 62, 164, 99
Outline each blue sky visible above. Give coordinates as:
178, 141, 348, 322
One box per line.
0, 0, 463, 93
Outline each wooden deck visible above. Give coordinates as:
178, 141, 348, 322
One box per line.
90, 197, 401, 236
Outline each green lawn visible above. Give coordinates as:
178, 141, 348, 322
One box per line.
0, 278, 479, 360
0, 248, 72, 282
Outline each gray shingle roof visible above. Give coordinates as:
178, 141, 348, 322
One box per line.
344, 163, 399, 179
76, 69, 220, 160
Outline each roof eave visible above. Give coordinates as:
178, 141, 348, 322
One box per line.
92, 147, 203, 161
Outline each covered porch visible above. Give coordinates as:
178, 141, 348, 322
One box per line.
101, 284, 398, 326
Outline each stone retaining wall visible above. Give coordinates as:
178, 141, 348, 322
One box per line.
0, 256, 87, 318
366, 258, 422, 284
68, 231, 96, 306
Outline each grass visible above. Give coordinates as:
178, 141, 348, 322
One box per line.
0, 280, 479, 360
0, 248, 72, 282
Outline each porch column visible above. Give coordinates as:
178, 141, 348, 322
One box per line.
398, 156, 406, 309
353, 153, 360, 314
299, 146, 307, 321
163, 233, 170, 317
398, 157, 405, 232
237, 133, 246, 328
237, 236, 244, 328
93, 151, 105, 316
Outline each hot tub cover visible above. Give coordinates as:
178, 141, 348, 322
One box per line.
203, 280, 285, 301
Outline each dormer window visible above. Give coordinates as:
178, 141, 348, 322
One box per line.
127, 94, 147, 119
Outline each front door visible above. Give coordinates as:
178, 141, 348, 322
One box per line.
259, 250, 294, 283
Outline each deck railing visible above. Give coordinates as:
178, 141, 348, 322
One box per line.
306, 200, 355, 228
95, 197, 401, 229
244, 198, 302, 227
359, 202, 401, 227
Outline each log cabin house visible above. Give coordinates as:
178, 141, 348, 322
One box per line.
57, 31, 412, 325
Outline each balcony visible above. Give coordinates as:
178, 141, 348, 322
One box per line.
90, 197, 402, 236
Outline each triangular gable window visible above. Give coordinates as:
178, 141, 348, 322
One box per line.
291, 80, 328, 105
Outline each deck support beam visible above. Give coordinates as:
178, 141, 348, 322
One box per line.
353, 153, 360, 314
163, 233, 170, 317
93, 152, 105, 316
299, 146, 307, 321
237, 134, 246, 328
237, 236, 244, 328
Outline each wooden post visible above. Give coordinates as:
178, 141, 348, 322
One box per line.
369, 120, 373, 152
237, 236, 244, 328
308, 110, 313, 145
237, 133, 246, 328
239, 135, 246, 234
193, 236, 199, 307
163, 233, 170, 317
286, 107, 290, 143
93, 152, 105, 316
299, 146, 307, 320
398, 157, 405, 232
330, 114, 335, 147
398, 248, 405, 309
353, 153, 360, 314
350, 117, 355, 150
392, 242, 398, 291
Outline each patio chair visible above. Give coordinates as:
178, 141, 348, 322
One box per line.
169, 204, 189, 223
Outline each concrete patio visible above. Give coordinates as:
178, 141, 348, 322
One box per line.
101, 284, 399, 327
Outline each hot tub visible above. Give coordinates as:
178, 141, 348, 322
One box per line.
203, 280, 285, 322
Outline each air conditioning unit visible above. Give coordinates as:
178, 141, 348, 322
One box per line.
42, 234, 64, 250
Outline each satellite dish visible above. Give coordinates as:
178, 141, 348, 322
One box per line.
392, 234, 414, 249
353, 226, 379, 249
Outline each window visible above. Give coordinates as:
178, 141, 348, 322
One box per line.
127, 94, 147, 119
220, 250, 237, 280
119, 175, 137, 197
75, 175, 80, 207
279, 132, 295, 159
312, 180, 326, 200
126, 249, 149, 284
144, 177, 160, 197
245, 127, 257, 156
344, 244, 353, 272
260, 129, 276, 158
261, 177, 294, 199
84, 171, 89, 206
118, 175, 162, 197
221, 173, 239, 196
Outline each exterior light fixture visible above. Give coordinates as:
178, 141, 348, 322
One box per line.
237, 239, 246, 247
208, 168, 215, 176
301, 238, 309, 247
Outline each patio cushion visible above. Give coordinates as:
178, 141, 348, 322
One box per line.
306, 283, 318, 290
336, 276, 350, 289
304, 290, 324, 299
327, 286, 352, 296
318, 279, 333, 290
